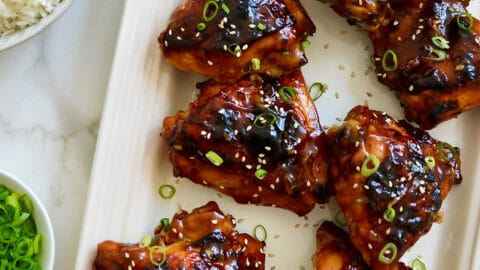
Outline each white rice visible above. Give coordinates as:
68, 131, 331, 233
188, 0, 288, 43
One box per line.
0, 0, 62, 36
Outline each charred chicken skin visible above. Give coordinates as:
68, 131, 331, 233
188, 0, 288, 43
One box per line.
94, 201, 265, 270
328, 0, 480, 129
161, 71, 329, 216
314, 221, 413, 270
327, 106, 461, 269
158, 0, 315, 81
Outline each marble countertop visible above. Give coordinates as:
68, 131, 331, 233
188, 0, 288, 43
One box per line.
0, 0, 125, 268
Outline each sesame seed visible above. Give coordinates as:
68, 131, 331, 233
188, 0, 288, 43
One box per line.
355, 166, 360, 172
270, 184, 275, 190
180, 27, 185, 32
234, 129, 238, 135
419, 186, 426, 193
412, 34, 416, 40
408, 85, 414, 91
207, 132, 211, 139
368, 243, 373, 250
416, 29, 421, 35
128, 266, 132, 270
131, 260, 136, 267
306, 181, 311, 187
202, 180, 207, 185
293, 123, 299, 129
247, 125, 252, 131
391, 193, 397, 198
378, 218, 382, 224
201, 130, 207, 135
388, 181, 393, 187
455, 64, 465, 71
164, 40, 168, 47
418, 25, 424, 29
363, 185, 370, 190
419, 180, 425, 185
265, 146, 271, 151
207, 60, 213, 65
223, 44, 228, 51
168, 29, 172, 35
382, 73, 387, 78
230, 24, 237, 29
242, 156, 246, 162
393, 20, 399, 26
219, 185, 225, 189
258, 153, 265, 158
255, 261, 260, 268
386, 228, 391, 235
399, 206, 404, 212
176, 36, 182, 40
244, 239, 249, 245
355, 141, 360, 147
258, 186, 263, 192
256, 164, 262, 169
242, 44, 248, 50
125, 253, 130, 258
211, 219, 218, 224
172, 228, 178, 234
246, 164, 253, 169
419, 18, 424, 22
178, 232, 184, 239
253, 193, 258, 198
232, 218, 237, 225
397, 36, 402, 41
235, 152, 240, 159
246, 258, 251, 266
230, 30, 236, 35
223, 17, 228, 23
248, 24, 256, 28
353, 183, 359, 189
195, 32, 200, 38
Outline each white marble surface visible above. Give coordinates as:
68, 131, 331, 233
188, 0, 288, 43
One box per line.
0, 0, 125, 268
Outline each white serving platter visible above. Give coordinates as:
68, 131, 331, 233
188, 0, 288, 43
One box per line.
75, 0, 480, 269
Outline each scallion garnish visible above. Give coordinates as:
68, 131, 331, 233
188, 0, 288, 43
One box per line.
203, 0, 219, 22
206, 150, 224, 166
334, 211, 347, 227
0, 185, 41, 268
438, 142, 457, 162
139, 235, 152, 248
197, 22, 206, 31
411, 257, 426, 270
427, 48, 448, 62
251, 58, 261, 71
149, 245, 167, 266
457, 12, 473, 31
257, 23, 266, 31
255, 169, 267, 180
301, 40, 311, 50
253, 224, 267, 241
279, 86, 297, 104
383, 206, 396, 222
378, 242, 398, 264
361, 154, 381, 177
160, 218, 170, 229
431, 35, 450, 49
158, 184, 176, 199
281, 51, 290, 56
227, 43, 241, 56
382, 49, 398, 72
221, 3, 230, 14
253, 112, 277, 128
425, 156, 435, 168
309, 82, 327, 101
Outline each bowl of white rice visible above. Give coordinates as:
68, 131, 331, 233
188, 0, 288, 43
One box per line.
0, 0, 75, 51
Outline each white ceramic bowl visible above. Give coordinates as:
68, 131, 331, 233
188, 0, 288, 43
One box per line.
0, 0, 75, 51
0, 170, 55, 270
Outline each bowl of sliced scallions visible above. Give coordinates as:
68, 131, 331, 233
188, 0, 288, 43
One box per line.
0, 170, 54, 270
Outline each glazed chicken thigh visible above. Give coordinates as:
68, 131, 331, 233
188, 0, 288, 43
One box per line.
159, 0, 315, 81
161, 71, 329, 216
328, 0, 480, 129
327, 106, 461, 269
94, 201, 265, 270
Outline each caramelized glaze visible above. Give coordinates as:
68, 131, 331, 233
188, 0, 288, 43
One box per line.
327, 106, 461, 269
161, 71, 329, 216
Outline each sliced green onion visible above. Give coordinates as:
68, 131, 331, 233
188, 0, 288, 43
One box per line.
251, 58, 261, 71
378, 242, 398, 264
203, 0, 219, 22
32, 234, 41, 254
12, 256, 37, 270
431, 35, 450, 49
12, 238, 34, 258
309, 82, 327, 101
427, 48, 448, 62
160, 218, 170, 229
438, 142, 457, 162
0, 225, 18, 243
10, 212, 29, 226
361, 154, 381, 177
301, 40, 311, 50
281, 51, 290, 56
158, 184, 176, 199
383, 206, 396, 222
334, 211, 347, 227
5, 193, 21, 210
257, 23, 266, 31
457, 12, 473, 31
355, 198, 363, 204
253, 224, 267, 241
425, 156, 435, 168
139, 235, 152, 248
382, 49, 398, 72
149, 245, 167, 266
227, 43, 241, 56
221, 3, 230, 14
206, 150, 224, 166
255, 169, 267, 180
197, 22, 206, 31
279, 86, 297, 104
411, 257, 426, 270
19, 195, 33, 214
253, 112, 277, 128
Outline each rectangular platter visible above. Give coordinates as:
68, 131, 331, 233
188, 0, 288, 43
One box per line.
75, 0, 480, 269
